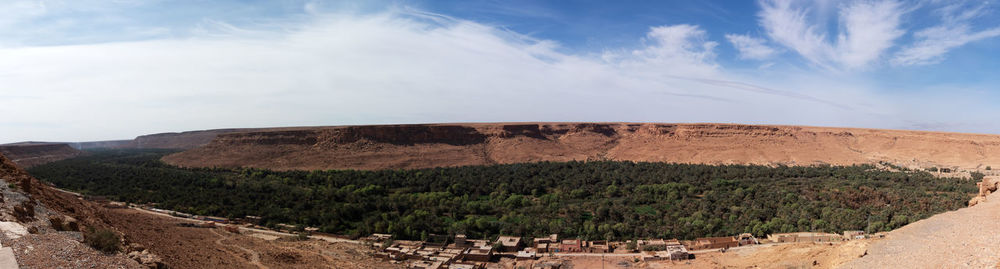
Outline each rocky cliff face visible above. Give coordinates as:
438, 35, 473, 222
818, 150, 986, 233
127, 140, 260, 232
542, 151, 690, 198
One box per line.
161, 123, 1000, 171
0, 143, 84, 168
132, 129, 253, 149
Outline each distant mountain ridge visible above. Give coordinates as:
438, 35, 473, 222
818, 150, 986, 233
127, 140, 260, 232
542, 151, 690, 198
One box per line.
0, 143, 83, 168
160, 122, 1000, 171
2, 129, 256, 167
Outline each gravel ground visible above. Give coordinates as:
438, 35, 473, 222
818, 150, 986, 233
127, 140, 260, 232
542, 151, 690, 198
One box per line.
8, 232, 142, 269
842, 191, 1000, 268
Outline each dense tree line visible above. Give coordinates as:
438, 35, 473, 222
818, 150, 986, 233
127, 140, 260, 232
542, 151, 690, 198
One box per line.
28, 149, 977, 241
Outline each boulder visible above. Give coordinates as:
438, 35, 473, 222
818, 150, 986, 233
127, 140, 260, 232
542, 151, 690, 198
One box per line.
127, 249, 165, 269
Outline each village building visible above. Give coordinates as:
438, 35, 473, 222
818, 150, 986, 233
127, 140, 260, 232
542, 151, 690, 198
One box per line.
515, 250, 537, 260
533, 234, 558, 245
767, 232, 842, 243
461, 246, 494, 262
558, 239, 583, 252
453, 234, 470, 247
843, 230, 865, 240
688, 236, 739, 250
586, 240, 612, 253
641, 244, 688, 261
534, 242, 550, 253
495, 236, 524, 252
665, 244, 689, 260
736, 233, 759, 246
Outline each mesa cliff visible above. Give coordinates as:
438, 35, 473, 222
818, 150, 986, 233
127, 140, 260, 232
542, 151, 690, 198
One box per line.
69, 129, 255, 150
3, 129, 250, 167
162, 122, 1000, 171
0, 143, 84, 168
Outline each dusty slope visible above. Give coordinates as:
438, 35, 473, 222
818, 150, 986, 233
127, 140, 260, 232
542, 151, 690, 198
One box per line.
3, 152, 393, 268
164, 122, 1000, 171
841, 179, 1000, 268
0, 152, 144, 267
0, 143, 83, 168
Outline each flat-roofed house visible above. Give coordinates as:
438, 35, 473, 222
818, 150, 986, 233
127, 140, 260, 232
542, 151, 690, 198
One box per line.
767, 232, 842, 243
461, 246, 494, 262
689, 236, 738, 250
495, 236, 524, 252
586, 240, 611, 253
559, 239, 583, 253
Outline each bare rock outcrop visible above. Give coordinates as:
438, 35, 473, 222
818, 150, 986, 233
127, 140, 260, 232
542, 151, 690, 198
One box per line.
969, 176, 1000, 206
127, 249, 165, 269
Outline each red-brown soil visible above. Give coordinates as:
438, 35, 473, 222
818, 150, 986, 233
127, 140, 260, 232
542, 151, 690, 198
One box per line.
0, 143, 83, 168
163, 122, 1000, 171
2, 152, 390, 268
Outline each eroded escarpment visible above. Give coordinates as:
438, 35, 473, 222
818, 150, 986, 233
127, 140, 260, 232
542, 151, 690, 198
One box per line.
0, 143, 84, 168
161, 122, 1000, 171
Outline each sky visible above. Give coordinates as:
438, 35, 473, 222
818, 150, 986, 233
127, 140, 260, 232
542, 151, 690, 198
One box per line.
3, 0, 1000, 143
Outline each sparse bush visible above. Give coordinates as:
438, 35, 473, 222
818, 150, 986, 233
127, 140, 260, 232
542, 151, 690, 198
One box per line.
987, 166, 992, 171
49, 216, 66, 231
85, 227, 121, 253
295, 232, 309, 241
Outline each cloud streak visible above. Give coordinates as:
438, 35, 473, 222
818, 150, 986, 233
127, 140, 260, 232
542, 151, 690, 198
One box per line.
758, 0, 906, 70
892, 2, 1000, 66
725, 34, 777, 60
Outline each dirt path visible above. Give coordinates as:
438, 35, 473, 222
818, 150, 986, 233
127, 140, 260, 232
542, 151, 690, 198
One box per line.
841, 191, 1000, 268
211, 228, 269, 269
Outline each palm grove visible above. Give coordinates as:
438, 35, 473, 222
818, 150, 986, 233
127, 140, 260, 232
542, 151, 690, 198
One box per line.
28, 149, 977, 242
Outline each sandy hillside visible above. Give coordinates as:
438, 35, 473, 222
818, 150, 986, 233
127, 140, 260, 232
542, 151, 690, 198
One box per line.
163, 122, 1000, 171
841, 182, 1000, 268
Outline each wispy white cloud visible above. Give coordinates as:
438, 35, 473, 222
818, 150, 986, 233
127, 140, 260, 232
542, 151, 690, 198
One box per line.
0, 9, 891, 143
892, 2, 1000, 66
617, 24, 719, 77
1, 2, 998, 143
835, 0, 906, 69
758, 0, 906, 70
725, 33, 777, 60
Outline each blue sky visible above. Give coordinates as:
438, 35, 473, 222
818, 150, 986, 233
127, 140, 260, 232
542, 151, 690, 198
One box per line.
2, 0, 1000, 143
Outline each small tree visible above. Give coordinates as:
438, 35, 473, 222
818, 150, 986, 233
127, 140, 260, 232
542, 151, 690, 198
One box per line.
295, 232, 309, 241
85, 227, 121, 253
987, 166, 992, 171
626, 240, 637, 252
